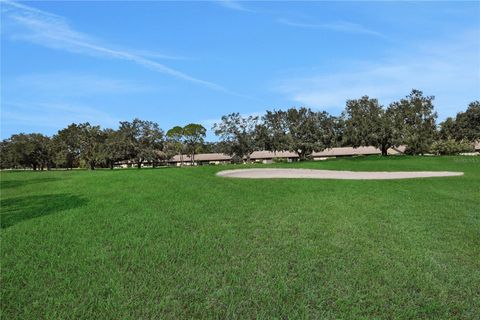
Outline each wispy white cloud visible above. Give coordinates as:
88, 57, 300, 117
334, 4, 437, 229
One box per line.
128, 49, 191, 61
278, 18, 385, 38
216, 0, 252, 12
1, 0, 231, 92
275, 29, 480, 119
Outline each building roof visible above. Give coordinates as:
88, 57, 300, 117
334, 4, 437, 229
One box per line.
250, 150, 299, 159
312, 146, 406, 157
168, 145, 407, 162
169, 153, 231, 162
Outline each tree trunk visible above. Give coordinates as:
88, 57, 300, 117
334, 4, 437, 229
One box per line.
90, 162, 95, 170
381, 145, 389, 156
137, 160, 142, 169
110, 162, 114, 170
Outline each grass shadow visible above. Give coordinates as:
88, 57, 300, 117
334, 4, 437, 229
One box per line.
0, 193, 87, 229
0, 177, 61, 190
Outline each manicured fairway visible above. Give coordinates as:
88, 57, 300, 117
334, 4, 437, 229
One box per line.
1, 156, 479, 319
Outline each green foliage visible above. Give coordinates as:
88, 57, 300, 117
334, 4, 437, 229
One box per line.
389, 89, 438, 155
284, 107, 336, 160
78, 123, 106, 170
255, 108, 341, 160
440, 101, 480, 142
117, 119, 164, 168
183, 123, 206, 163
165, 126, 185, 165
100, 129, 124, 169
213, 113, 259, 161
52, 123, 82, 169
1, 133, 52, 170
430, 139, 474, 155
1, 157, 479, 318
344, 96, 395, 155
261, 110, 290, 152
2, 92, 478, 170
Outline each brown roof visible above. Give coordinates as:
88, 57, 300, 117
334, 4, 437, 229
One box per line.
312, 145, 406, 157
250, 150, 299, 159
169, 153, 231, 162
169, 145, 407, 162
194, 153, 232, 161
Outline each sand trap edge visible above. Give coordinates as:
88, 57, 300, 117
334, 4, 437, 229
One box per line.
216, 168, 464, 180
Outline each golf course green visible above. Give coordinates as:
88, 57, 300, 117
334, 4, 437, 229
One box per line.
1, 156, 479, 319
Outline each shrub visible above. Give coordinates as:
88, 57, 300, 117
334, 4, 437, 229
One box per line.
430, 139, 474, 155
231, 155, 243, 164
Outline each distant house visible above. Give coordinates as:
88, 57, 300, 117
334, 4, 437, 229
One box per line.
311, 146, 406, 160
167, 146, 407, 165
162, 146, 410, 166
250, 151, 299, 163
168, 153, 232, 166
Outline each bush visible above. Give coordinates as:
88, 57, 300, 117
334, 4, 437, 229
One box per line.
231, 155, 243, 164
430, 139, 474, 155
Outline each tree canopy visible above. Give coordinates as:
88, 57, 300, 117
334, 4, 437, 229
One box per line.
213, 113, 259, 161
1, 90, 477, 170
343, 96, 395, 156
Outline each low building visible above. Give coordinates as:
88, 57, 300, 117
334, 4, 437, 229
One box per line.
168, 153, 232, 166
167, 146, 407, 166
250, 151, 299, 163
311, 146, 406, 160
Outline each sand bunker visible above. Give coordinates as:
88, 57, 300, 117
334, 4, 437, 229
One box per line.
217, 168, 463, 180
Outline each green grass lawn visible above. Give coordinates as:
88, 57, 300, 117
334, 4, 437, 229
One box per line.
1, 156, 479, 319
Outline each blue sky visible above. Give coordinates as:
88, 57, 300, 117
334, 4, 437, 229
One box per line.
2, 0, 479, 140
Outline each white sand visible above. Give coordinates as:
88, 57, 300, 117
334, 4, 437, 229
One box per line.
217, 168, 463, 180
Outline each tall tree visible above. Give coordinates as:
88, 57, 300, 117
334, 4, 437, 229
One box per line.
166, 126, 185, 165
183, 123, 206, 164
316, 111, 341, 150
439, 101, 480, 142
2, 133, 52, 170
52, 123, 82, 169
389, 89, 438, 155
78, 123, 106, 170
261, 110, 290, 153
439, 117, 457, 140
284, 107, 329, 160
0, 140, 15, 169
455, 101, 480, 142
343, 96, 395, 156
253, 123, 272, 151
117, 119, 164, 168
213, 113, 259, 162
100, 129, 123, 169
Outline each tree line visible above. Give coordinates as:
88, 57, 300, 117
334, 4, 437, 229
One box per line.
1, 89, 479, 170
